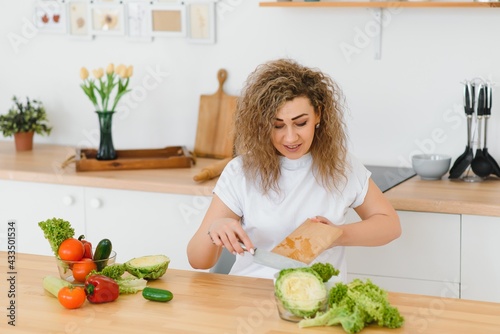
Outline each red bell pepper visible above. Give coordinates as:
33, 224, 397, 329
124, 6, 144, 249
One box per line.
78, 235, 93, 259
85, 274, 119, 303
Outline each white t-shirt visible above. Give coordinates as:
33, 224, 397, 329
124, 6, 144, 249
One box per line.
213, 152, 371, 280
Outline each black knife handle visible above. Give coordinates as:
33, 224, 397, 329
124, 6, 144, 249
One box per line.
484, 84, 492, 116
464, 82, 474, 116
477, 84, 485, 117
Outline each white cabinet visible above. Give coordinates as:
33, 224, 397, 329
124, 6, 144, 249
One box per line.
0, 180, 85, 256
461, 214, 500, 303
345, 274, 460, 299
346, 210, 461, 298
0, 180, 210, 270
5, 177, 500, 303
84, 187, 210, 270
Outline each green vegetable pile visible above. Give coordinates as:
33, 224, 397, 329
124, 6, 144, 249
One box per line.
299, 278, 405, 333
310, 262, 339, 282
38, 218, 75, 256
90, 263, 147, 295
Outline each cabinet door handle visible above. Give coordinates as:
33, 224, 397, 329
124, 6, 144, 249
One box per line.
62, 195, 74, 206
90, 198, 102, 209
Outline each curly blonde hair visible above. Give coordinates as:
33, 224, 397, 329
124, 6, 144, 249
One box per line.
234, 59, 348, 194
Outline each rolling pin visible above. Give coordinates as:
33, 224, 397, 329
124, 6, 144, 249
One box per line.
193, 157, 232, 182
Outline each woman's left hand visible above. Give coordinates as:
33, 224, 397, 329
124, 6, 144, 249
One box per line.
310, 215, 335, 226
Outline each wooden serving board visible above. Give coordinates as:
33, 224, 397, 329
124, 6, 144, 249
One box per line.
194, 69, 238, 159
74, 146, 194, 172
271, 219, 343, 264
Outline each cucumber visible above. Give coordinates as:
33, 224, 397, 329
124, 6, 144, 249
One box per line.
93, 238, 112, 271
43, 276, 73, 298
142, 287, 173, 302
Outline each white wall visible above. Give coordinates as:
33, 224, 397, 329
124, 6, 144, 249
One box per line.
1, 0, 500, 169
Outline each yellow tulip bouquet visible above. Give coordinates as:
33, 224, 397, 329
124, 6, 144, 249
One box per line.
79, 63, 133, 113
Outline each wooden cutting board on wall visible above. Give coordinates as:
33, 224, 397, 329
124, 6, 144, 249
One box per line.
194, 69, 238, 159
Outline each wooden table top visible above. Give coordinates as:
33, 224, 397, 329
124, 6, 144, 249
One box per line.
384, 174, 500, 216
1, 252, 500, 333
0, 142, 218, 196
1, 142, 500, 216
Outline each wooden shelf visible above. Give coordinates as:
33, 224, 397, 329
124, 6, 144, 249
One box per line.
259, 1, 500, 8
260, 1, 500, 60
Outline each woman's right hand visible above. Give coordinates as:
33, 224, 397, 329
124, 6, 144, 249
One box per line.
187, 194, 251, 270
207, 218, 254, 255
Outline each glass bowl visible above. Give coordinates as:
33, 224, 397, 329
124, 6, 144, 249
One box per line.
274, 293, 327, 322
56, 251, 117, 285
273, 272, 338, 322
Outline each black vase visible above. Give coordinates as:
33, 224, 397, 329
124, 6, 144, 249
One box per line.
96, 111, 117, 160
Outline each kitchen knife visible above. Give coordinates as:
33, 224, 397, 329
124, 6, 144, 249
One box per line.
253, 248, 308, 270
240, 244, 307, 270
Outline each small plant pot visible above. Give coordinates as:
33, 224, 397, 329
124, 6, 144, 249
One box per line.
14, 131, 34, 151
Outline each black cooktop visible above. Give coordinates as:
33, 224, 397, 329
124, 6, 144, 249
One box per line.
365, 165, 416, 193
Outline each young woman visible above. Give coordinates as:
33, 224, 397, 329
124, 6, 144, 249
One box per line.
187, 59, 401, 280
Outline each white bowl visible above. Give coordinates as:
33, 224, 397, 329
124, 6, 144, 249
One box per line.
412, 154, 451, 180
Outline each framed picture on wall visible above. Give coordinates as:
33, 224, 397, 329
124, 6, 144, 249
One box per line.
67, 0, 92, 39
34, 0, 67, 34
127, 1, 153, 41
186, 1, 215, 44
150, 4, 186, 37
90, 2, 126, 36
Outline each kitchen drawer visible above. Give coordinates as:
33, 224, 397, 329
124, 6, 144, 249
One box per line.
461, 214, 500, 303
346, 210, 461, 283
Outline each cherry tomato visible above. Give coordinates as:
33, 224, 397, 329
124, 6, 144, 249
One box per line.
58, 286, 86, 309
58, 238, 85, 261
72, 258, 97, 283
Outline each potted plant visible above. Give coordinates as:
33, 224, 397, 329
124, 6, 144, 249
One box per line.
0, 96, 52, 151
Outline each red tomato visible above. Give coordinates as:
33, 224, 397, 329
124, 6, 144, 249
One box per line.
58, 238, 85, 261
58, 286, 86, 309
72, 258, 97, 283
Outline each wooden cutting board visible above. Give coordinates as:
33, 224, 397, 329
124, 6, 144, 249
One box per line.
271, 219, 343, 264
194, 69, 238, 159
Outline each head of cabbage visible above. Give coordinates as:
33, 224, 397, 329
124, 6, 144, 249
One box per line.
275, 267, 327, 318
